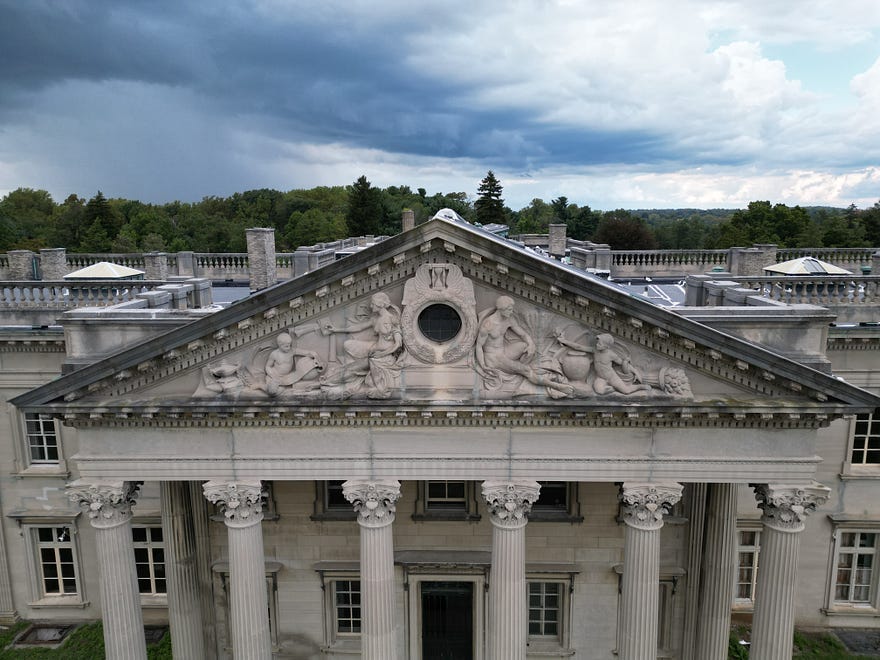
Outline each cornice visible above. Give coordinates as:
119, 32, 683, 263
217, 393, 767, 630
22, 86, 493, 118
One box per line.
53, 405, 833, 430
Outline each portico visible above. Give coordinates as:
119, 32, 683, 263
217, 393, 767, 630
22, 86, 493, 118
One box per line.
12, 216, 878, 658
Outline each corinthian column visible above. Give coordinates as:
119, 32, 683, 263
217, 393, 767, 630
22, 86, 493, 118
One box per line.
203, 481, 271, 660
343, 480, 402, 660
67, 480, 146, 660
695, 483, 738, 660
482, 480, 541, 660
750, 483, 830, 660
618, 482, 683, 660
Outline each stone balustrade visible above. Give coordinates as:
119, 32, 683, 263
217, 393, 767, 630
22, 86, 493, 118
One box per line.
0, 281, 165, 308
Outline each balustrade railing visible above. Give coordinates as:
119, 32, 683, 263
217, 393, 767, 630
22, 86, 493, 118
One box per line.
724, 275, 880, 306
0, 280, 165, 309
612, 249, 728, 268
66, 253, 147, 270
774, 248, 875, 268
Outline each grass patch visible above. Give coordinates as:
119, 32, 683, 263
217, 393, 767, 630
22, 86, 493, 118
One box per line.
0, 622, 171, 659
729, 625, 878, 659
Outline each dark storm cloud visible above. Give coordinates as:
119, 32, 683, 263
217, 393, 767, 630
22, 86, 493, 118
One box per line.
0, 0, 671, 170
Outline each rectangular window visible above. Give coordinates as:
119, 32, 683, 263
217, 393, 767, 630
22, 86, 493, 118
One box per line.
528, 582, 561, 639
35, 526, 78, 597
835, 531, 876, 604
851, 414, 880, 465
25, 414, 59, 464
426, 481, 467, 511
736, 529, 761, 604
334, 579, 362, 635
530, 482, 583, 522
132, 526, 166, 595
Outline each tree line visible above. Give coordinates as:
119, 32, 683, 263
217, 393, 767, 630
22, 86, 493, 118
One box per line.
1, 172, 878, 253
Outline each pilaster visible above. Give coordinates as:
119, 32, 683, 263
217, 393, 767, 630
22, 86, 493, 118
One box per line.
203, 480, 271, 660
343, 480, 402, 660
618, 482, 682, 660
482, 480, 541, 660
750, 483, 830, 660
67, 480, 146, 660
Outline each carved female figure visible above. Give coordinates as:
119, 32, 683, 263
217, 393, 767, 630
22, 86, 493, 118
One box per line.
320, 292, 404, 398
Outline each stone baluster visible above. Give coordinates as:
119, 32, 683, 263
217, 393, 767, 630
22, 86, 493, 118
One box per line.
618, 482, 683, 660
695, 483, 738, 660
343, 480, 402, 660
203, 481, 271, 660
482, 480, 541, 660
67, 480, 146, 660
161, 481, 206, 659
750, 483, 830, 660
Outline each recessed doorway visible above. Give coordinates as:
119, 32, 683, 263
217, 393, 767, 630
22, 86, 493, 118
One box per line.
421, 581, 474, 660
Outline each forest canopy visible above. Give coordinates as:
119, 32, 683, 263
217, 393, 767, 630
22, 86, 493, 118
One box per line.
1, 176, 878, 253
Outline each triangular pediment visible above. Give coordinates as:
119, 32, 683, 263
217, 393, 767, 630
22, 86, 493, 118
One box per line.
13, 218, 879, 426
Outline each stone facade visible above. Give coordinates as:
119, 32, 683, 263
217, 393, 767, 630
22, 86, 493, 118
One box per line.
1, 216, 880, 659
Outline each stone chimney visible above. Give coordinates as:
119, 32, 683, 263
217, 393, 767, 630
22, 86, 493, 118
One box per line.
7, 250, 37, 281
402, 209, 415, 233
246, 228, 277, 291
39, 248, 67, 280
548, 224, 567, 258
143, 252, 169, 281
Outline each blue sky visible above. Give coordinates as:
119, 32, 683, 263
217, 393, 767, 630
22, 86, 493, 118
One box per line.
1, 0, 879, 211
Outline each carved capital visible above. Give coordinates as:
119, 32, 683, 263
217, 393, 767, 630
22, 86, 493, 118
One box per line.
67, 480, 141, 529
343, 480, 401, 528
482, 480, 541, 529
619, 482, 683, 531
752, 482, 830, 532
203, 480, 265, 528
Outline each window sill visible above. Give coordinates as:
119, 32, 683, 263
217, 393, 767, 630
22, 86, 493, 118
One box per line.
28, 596, 89, 609
140, 594, 168, 608
310, 511, 357, 522
412, 511, 481, 522
527, 643, 575, 657
530, 512, 584, 523
14, 465, 69, 478
840, 466, 880, 480
822, 606, 880, 617
321, 640, 361, 654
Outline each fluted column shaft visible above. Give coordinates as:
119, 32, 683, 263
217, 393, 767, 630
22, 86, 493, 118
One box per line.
750, 483, 830, 660
161, 481, 206, 660
695, 483, 738, 660
67, 480, 146, 660
482, 480, 540, 660
618, 482, 682, 660
203, 481, 271, 660
343, 480, 401, 660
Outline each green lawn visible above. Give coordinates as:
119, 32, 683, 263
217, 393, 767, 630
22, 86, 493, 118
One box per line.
0, 622, 171, 659
730, 627, 878, 659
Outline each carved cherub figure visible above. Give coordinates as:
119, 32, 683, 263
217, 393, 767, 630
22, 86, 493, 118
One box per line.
592, 334, 651, 395
263, 332, 323, 396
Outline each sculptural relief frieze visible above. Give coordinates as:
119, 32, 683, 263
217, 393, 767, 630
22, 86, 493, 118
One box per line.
193, 263, 693, 402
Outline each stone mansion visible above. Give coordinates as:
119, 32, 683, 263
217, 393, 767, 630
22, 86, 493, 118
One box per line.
2, 214, 880, 659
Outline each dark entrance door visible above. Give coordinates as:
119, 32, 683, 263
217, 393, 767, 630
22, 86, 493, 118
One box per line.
421, 581, 473, 660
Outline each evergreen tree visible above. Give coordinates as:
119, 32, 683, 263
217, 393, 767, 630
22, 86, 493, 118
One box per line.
346, 176, 383, 236
475, 171, 506, 226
